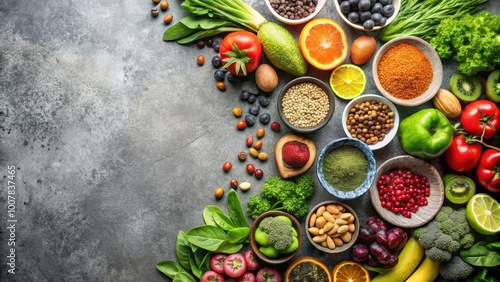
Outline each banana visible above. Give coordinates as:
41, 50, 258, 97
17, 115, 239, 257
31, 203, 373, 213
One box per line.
371, 236, 425, 282
405, 256, 440, 282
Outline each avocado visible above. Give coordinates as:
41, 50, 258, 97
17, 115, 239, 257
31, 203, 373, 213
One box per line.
258, 22, 307, 76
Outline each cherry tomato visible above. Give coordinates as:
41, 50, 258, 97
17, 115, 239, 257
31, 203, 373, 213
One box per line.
255, 267, 281, 282
476, 149, 500, 193
220, 31, 262, 76
243, 250, 259, 271
210, 253, 227, 274
461, 100, 500, 139
444, 135, 482, 172
201, 270, 225, 282
223, 253, 246, 278
237, 272, 256, 282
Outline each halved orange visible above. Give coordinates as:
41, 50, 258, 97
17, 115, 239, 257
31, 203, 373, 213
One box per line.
299, 18, 348, 70
332, 261, 370, 282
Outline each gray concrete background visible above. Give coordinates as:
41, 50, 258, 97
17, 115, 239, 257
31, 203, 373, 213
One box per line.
0, 0, 498, 281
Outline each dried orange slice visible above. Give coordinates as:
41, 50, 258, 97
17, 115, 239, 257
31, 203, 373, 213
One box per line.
332, 261, 370, 282
299, 18, 348, 70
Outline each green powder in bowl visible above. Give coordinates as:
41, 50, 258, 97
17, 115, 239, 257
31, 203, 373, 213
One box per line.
321, 146, 368, 191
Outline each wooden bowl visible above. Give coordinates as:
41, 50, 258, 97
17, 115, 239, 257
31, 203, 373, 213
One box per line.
370, 155, 444, 228
266, 0, 326, 25
285, 256, 332, 282
372, 36, 443, 107
249, 211, 302, 265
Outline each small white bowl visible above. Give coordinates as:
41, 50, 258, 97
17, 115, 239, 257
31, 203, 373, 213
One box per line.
342, 94, 399, 150
372, 36, 443, 107
265, 0, 326, 25
333, 0, 400, 31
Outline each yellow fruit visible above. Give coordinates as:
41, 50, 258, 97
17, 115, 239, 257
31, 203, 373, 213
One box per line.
329, 64, 366, 100
432, 88, 462, 118
405, 257, 440, 282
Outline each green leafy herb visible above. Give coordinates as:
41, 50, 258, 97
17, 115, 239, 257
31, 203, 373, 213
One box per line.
156, 261, 195, 281
460, 241, 500, 267
202, 205, 222, 226
227, 189, 249, 228
185, 225, 228, 251
227, 227, 250, 244
212, 210, 236, 231
175, 231, 192, 271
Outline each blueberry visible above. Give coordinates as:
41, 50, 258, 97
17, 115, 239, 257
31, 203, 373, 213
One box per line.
213, 43, 221, 53
371, 2, 382, 13
245, 114, 257, 126
349, 0, 360, 7
240, 90, 250, 101
259, 113, 271, 124
379, 0, 391, 6
247, 94, 257, 104
249, 105, 260, 116
379, 16, 388, 26
340, 1, 351, 13
358, 0, 371, 11
348, 11, 360, 23
258, 96, 270, 107
360, 11, 371, 21
382, 5, 395, 17
214, 70, 225, 81
211, 56, 222, 68
371, 12, 382, 24
363, 19, 375, 30
206, 38, 214, 47
227, 73, 238, 83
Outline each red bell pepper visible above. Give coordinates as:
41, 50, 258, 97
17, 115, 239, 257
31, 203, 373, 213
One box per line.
476, 149, 500, 193
445, 135, 482, 172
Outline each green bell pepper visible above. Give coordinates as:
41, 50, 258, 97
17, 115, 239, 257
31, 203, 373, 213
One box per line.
398, 108, 454, 159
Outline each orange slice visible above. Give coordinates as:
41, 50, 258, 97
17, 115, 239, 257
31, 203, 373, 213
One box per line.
332, 261, 370, 282
299, 18, 348, 70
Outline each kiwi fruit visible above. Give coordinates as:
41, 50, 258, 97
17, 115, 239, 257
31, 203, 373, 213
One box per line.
486, 70, 500, 102
449, 73, 482, 102
443, 174, 476, 204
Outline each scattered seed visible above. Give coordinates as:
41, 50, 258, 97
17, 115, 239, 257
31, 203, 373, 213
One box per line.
196, 55, 204, 66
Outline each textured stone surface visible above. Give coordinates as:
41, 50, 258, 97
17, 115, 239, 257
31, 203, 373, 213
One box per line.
0, 1, 498, 281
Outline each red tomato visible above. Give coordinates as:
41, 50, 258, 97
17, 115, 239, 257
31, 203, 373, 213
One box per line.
201, 270, 225, 282
223, 253, 247, 278
461, 100, 500, 139
445, 135, 482, 172
210, 253, 227, 274
237, 272, 256, 282
255, 267, 281, 282
220, 31, 262, 76
476, 149, 500, 193
243, 250, 259, 271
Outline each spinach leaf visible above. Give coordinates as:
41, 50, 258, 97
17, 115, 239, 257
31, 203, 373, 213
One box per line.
185, 225, 228, 251
203, 205, 223, 226
191, 248, 210, 278
156, 260, 186, 279
180, 16, 232, 30
163, 21, 196, 41
487, 242, 500, 252
461, 241, 500, 267
175, 231, 192, 271
214, 240, 243, 254
213, 210, 236, 231
227, 227, 250, 244
172, 272, 197, 282
176, 27, 243, 44
227, 189, 249, 228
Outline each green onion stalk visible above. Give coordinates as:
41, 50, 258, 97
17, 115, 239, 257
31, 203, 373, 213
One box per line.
379, 0, 489, 42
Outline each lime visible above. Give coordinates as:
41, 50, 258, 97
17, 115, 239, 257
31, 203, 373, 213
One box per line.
330, 64, 366, 100
466, 193, 500, 235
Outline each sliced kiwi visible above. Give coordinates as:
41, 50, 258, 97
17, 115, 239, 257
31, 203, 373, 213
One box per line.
449, 73, 482, 102
443, 174, 476, 204
486, 70, 500, 102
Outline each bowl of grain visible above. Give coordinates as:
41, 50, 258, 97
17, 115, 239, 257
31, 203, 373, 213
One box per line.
342, 94, 399, 150
277, 76, 335, 134
372, 36, 443, 107
316, 138, 376, 199
266, 0, 327, 25
334, 0, 401, 31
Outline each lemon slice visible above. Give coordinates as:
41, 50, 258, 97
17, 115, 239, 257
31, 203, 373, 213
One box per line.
466, 193, 500, 235
330, 64, 366, 100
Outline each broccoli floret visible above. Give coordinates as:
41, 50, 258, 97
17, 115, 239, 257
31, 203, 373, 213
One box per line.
258, 217, 275, 234
460, 233, 475, 250
439, 255, 475, 281
435, 206, 454, 222
264, 217, 293, 251
435, 234, 461, 253
418, 231, 441, 250
426, 246, 453, 262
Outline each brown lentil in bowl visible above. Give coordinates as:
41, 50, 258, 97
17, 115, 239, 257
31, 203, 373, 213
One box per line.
346, 100, 395, 145
282, 82, 329, 128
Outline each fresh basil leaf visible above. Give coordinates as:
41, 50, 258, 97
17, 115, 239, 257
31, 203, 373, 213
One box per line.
214, 240, 243, 254
213, 210, 236, 231
188, 253, 199, 278
172, 272, 197, 282
227, 227, 250, 244
203, 205, 223, 226
176, 27, 243, 44
156, 261, 186, 279
227, 189, 249, 228
461, 241, 500, 267
185, 225, 228, 251
175, 231, 192, 271
199, 251, 212, 276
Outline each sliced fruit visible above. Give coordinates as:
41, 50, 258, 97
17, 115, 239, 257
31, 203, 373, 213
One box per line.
486, 70, 500, 102
329, 64, 366, 100
443, 174, 476, 204
466, 193, 500, 235
450, 73, 482, 102
332, 261, 370, 282
299, 18, 348, 70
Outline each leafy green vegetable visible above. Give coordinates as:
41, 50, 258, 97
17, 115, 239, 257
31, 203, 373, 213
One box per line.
227, 227, 250, 244
227, 189, 249, 228
185, 225, 229, 251
430, 11, 500, 75
379, 0, 487, 42
212, 210, 236, 231
246, 173, 315, 219
460, 241, 500, 267
202, 205, 223, 226
175, 231, 192, 271
156, 261, 196, 281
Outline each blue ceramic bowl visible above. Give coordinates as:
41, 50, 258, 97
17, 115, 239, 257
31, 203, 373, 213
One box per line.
316, 138, 376, 199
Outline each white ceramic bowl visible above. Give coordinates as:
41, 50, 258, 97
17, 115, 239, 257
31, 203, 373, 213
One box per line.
266, 0, 326, 25
333, 0, 400, 31
342, 94, 399, 150
372, 36, 443, 107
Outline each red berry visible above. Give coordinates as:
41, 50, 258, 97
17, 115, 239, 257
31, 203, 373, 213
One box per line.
270, 121, 281, 132
246, 164, 255, 175
254, 169, 264, 179
236, 120, 247, 130
222, 161, 232, 172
